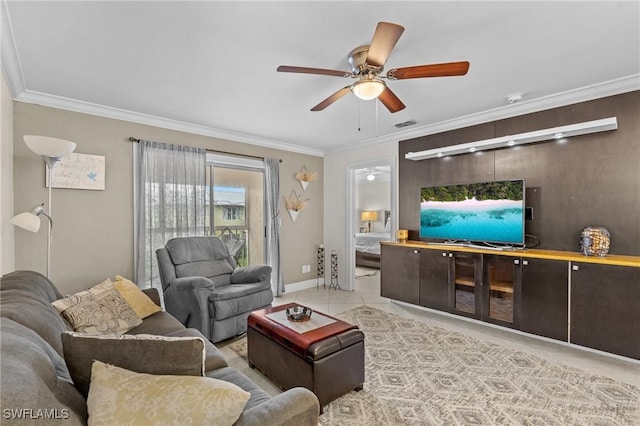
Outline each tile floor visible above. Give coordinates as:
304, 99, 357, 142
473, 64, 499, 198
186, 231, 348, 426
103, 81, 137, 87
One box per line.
220, 268, 639, 394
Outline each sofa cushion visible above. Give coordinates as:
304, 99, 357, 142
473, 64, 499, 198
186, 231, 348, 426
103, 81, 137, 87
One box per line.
166, 237, 236, 283
62, 332, 206, 396
87, 361, 250, 426
1, 318, 87, 425
165, 236, 234, 265
0, 270, 63, 301
165, 328, 229, 372
113, 275, 162, 319
207, 366, 272, 410
126, 310, 186, 335
209, 281, 272, 302
0, 287, 72, 356
211, 287, 274, 320
52, 279, 142, 335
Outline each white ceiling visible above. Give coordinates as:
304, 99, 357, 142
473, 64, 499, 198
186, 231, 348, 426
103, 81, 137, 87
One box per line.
2, 1, 639, 156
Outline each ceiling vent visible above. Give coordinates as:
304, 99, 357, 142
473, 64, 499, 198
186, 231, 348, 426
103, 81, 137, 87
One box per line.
395, 119, 417, 128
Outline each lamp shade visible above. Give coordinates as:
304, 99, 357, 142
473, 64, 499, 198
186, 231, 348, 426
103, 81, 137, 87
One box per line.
24, 135, 76, 158
361, 211, 378, 222
351, 79, 385, 101
12, 211, 42, 232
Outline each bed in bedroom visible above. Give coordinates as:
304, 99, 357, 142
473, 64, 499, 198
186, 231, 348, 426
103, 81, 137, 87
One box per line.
355, 232, 391, 269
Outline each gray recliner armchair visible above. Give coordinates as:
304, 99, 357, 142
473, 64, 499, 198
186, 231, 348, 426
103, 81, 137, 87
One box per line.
156, 236, 273, 343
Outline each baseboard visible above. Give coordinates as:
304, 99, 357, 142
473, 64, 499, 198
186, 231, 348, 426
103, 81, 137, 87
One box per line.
282, 278, 323, 293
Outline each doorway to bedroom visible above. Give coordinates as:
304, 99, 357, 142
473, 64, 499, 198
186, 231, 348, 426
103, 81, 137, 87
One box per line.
350, 159, 394, 285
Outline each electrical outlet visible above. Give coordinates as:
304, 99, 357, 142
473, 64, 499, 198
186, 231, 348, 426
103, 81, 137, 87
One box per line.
302, 264, 311, 273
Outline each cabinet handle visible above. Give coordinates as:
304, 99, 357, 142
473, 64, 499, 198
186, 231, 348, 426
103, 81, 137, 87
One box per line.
442, 252, 447, 257
413, 249, 419, 254
572, 265, 579, 271
448, 253, 453, 258
523, 260, 528, 266
514, 259, 520, 265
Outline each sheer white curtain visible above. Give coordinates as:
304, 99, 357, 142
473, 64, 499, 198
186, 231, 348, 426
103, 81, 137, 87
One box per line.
265, 158, 284, 296
134, 140, 206, 289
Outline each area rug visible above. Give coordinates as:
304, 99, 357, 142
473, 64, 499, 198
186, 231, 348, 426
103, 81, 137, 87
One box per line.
229, 306, 639, 425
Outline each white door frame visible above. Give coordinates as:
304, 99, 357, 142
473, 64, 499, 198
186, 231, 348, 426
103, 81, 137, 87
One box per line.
345, 156, 396, 291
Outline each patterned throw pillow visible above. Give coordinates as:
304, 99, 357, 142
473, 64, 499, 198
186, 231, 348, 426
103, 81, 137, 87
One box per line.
112, 275, 161, 319
87, 361, 250, 426
52, 279, 142, 335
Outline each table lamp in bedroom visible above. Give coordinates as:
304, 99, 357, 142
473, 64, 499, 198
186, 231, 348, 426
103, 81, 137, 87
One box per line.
361, 211, 378, 233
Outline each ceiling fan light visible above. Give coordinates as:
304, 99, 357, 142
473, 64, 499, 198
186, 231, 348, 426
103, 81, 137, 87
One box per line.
366, 173, 376, 181
351, 79, 385, 101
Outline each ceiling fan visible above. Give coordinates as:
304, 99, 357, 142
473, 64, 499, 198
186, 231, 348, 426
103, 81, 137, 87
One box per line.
357, 166, 390, 181
277, 21, 470, 113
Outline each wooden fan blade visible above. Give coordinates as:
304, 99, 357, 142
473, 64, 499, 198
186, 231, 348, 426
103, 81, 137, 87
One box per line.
311, 86, 352, 111
387, 61, 470, 80
277, 65, 351, 78
366, 22, 405, 68
378, 87, 406, 113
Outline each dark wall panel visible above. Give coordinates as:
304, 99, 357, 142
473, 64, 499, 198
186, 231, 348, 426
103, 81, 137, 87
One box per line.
399, 91, 640, 255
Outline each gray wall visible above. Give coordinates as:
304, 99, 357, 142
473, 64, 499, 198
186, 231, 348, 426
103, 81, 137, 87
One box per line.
399, 91, 640, 255
13, 103, 323, 294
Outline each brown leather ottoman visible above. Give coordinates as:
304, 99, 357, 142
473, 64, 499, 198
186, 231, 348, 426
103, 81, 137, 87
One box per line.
247, 304, 365, 411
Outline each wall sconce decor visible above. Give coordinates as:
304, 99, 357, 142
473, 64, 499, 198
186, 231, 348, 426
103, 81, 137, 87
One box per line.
284, 190, 309, 222
295, 165, 318, 191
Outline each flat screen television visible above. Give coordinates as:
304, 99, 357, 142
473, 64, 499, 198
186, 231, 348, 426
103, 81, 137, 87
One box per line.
419, 179, 525, 246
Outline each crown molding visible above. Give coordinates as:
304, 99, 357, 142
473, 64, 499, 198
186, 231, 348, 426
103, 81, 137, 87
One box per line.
13, 90, 325, 157
325, 74, 640, 154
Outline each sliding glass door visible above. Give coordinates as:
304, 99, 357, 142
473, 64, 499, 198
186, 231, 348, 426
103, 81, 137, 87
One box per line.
205, 156, 265, 266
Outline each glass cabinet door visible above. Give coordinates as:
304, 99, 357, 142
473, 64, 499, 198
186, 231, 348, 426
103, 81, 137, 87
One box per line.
484, 256, 516, 324
451, 253, 481, 317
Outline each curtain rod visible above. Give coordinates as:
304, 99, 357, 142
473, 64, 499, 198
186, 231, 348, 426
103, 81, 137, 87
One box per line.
128, 137, 281, 162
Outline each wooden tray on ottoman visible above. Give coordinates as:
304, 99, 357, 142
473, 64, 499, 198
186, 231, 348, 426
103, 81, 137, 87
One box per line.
247, 303, 365, 411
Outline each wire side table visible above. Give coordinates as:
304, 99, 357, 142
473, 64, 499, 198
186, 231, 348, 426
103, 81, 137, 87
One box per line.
329, 250, 341, 290
316, 245, 325, 289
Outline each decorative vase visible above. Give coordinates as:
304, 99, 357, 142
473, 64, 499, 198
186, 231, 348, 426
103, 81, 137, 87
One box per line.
288, 209, 300, 223
299, 180, 310, 191
397, 229, 408, 243
580, 226, 610, 257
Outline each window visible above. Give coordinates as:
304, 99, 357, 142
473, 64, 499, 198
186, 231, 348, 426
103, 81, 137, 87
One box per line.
205, 154, 265, 267
223, 206, 243, 221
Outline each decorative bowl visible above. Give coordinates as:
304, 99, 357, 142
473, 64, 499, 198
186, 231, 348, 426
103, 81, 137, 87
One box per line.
285, 306, 313, 322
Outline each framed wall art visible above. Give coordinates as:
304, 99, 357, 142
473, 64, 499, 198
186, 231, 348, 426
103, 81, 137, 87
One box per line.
46, 153, 106, 190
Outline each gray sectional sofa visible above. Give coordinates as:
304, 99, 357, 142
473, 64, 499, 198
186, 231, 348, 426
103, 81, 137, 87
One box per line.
0, 270, 319, 425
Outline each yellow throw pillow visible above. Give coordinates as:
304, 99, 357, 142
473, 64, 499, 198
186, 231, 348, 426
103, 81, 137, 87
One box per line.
87, 361, 250, 426
113, 275, 161, 319
52, 279, 142, 335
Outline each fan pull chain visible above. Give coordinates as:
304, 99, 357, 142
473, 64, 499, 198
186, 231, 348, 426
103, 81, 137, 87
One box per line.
357, 99, 361, 132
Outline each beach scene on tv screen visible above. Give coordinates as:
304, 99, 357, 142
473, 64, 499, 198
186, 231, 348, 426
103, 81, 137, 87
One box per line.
420, 181, 524, 244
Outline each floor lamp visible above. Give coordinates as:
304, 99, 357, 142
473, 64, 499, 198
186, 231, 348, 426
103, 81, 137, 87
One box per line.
12, 136, 76, 278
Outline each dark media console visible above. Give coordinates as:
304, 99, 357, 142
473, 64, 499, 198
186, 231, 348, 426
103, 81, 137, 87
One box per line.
380, 241, 640, 360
